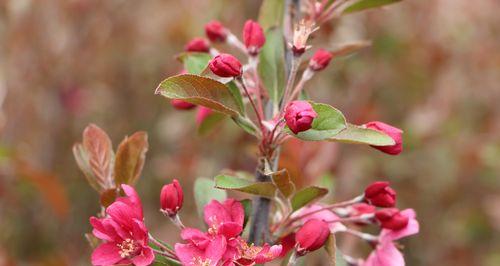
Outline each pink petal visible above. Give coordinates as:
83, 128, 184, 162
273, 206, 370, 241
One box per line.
381, 209, 419, 241
205, 235, 227, 264
175, 243, 204, 265
223, 199, 244, 227
106, 201, 134, 227
294, 204, 346, 232
364, 241, 405, 266
181, 228, 210, 249
219, 222, 243, 238
118, 184, 144, 220
254, 244, 282, 263
130, 246, 155, 266
131, 219, 149, 245
91, 243, 123, 266
204, 200, 232, 228
90, 217, 115, 242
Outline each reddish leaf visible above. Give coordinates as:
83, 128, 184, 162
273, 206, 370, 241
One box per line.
114, 132, 148, 185
100, 188, 118, 207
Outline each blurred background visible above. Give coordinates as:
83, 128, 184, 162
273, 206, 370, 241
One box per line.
1, 0, 499, 265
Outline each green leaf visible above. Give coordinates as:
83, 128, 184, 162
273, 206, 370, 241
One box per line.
258, 0, 285, 30
287, 102, 347, 141
226, 81, 245, 114
114, 132, 148, 185
194, 177, 227, 217
291, 186, 329, 211
232, 116, 258, 136
198, 113, 225, 136
270, 169, 295, 198
343, 0, 402, 14
259, 28, 285, 105
329, 123, 395, 146
155, 74, 241, 116
178, 52, 212, 75
214, 175, 277, 198
240, 199, 252, 229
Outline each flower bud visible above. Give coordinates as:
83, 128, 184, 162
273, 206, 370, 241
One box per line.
243, 20, 265, 56
364, 181, 396, 207
278, 233, 296, 258
205, 20, 227, 42
309, 49, 333, 71
196, 106, 213, 125
170, 99, 196, 110
364, 121, 403, 155
208, 53, 242, 77
184, 37, 210, 53
284, 101, 318, 134
160, 179, 183, 216
375, 208, 409, 230
295, 219, 330, 256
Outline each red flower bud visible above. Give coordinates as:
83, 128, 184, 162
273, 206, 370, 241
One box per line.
242, 20, 265, 56
184, 37, 210, 53
160, 179, 183, 216
170, 99, 196, 110
284, 101, 318, 134
205, 20, 227, 42
364, 121, 403, 155
375, 208, 409, 230
196, 106, 213, 125
208, 53, 242, 77
295, 219, 330, 256
278, 233, 296, 258
364, 181, 397, 207
309, 49, 333, 71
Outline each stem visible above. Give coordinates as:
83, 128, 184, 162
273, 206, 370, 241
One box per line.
281, 56, 301, 110
236, 77, 265, 131
339, 228, 379, 243
149, 233, 176, 256
152, 248, 178, 260
289, 68, 314, 101
287, 251, 298, 266
248, 159, 273, 244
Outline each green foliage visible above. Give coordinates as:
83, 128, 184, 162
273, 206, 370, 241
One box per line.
194, 177, 227, 217
240, 199, 252, 229
291, 186, 329, 211
329, 123, 395, 146
214, 175, 277, 198
156, 74, 242, 116
178, 52, 212, 75
259, 27, 286, 106
343, 0, 402, 14
258, 0, 285, 30
198, 113, 225, 136
287, 102, 347, 141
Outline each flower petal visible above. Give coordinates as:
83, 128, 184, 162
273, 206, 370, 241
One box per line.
91, 243, 123, 266
130, 246, 155, 266
381, 208, 419, 241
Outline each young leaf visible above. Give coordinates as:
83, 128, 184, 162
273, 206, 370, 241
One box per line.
259, 27, 286, 105
214, 175, 277, 198
178, 52, 212, 75
226, 81, 245, 114
100, 188, 118, 208
291, 186, 329, 211
258, 0, 285, 30
194, 177, 227, 218
79, 124, 114, 190
73, 144, 103, 191
329, 123, 395, 146
114, 132, 148, 185
287, 102, 347, 141
270, 169, 295, 198
155, 74, 241, 116
343, 0, 402, 14
330, 41, 372, 57
231, 116, 258, 137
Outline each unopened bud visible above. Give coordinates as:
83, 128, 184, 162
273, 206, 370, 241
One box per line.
375, 208, 409, 230
364, 121, 403, 155
295, 219, 330, 256
284, 101, 317, 134
205, 20, 227, 42
160, 179, 183, 216
170, 99, 196, 110
309, 49, 333, 71
196, 106, 213, 125
184, 37, 210, 53
364, 181, 396, 208
242, 20, 265, 56
208, 53, 242, 77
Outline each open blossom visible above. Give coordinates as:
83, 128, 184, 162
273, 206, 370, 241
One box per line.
364, 121, 403, 155
175, 199, 281, 265
160, 179, 184, 216
185, 37, 210, 53
364, 181, 397, 207
89, 185, 154, 266
285, 100, 318, 134
242, 20, 265, 55
205, 20, 227, 42
363, 209, 419, 266
295, 219, 330, 256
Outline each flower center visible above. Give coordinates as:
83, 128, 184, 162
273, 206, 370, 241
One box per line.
117, 238, 138, 258
191, 257, 212, 266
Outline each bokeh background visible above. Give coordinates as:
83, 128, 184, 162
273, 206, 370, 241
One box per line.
1, 0, 499, 265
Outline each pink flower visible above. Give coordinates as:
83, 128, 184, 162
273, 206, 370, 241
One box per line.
242, 20, 265, 56
293, 204, 346, 233
347, 203, 376, 226
185, 37, 210, 53
236, 241, 282, 265
171, 99, 196, 110
89, 185, 154, 266
205, 20, 227, 42
209, 54, 243, 78
364, 121, 403, 155
175, 235, 227, 266
362, 209, 419, 266
309, 49, 333, 71
196, 106, 214, 125
284, 100, 318, 134
160, 179, 184, 216
364, 181, 397, 208
295, 219, 330, 256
